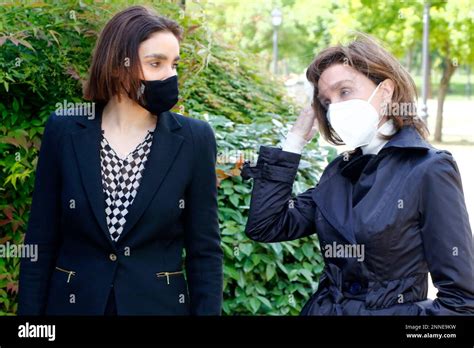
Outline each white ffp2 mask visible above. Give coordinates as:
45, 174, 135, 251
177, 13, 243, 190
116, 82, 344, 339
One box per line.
327, 83, 382, 149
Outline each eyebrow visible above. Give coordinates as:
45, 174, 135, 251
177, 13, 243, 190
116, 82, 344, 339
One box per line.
144, 53, 180, 61
317, 79, 354, 100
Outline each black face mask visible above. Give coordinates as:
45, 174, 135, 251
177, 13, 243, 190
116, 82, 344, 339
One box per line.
139, 75, 179, 116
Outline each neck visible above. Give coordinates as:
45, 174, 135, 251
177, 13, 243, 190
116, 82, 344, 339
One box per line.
102, 95, 156, 133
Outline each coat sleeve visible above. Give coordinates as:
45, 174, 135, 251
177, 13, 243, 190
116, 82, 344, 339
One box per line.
184, 120, 223, 315
419, 151, 474, 315
241, 145, 317, 243
18, 114, 62, 315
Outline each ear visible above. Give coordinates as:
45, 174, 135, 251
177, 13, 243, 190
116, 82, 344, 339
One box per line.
381, 79, 395, 102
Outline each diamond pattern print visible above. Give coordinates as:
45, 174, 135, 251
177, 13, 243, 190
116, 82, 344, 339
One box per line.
100, 130, 153, 242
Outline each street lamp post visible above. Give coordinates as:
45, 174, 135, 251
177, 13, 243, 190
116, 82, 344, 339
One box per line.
271, 8, 282, 75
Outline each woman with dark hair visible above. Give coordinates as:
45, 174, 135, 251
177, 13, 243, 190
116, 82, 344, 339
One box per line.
18, 6, 223, 315
242, 34, 473, 315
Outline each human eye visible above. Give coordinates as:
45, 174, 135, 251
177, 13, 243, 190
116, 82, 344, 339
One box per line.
340, 88, 351, 98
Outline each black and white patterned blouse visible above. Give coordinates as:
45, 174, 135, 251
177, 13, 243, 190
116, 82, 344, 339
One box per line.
100, 129, 154, 242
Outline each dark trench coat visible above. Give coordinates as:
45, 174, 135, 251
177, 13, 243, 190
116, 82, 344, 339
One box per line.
241, 125, 474, 315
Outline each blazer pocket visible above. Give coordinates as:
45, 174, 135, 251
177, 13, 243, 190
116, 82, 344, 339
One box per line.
55, 266, 76, 283
156, 270, 184, 285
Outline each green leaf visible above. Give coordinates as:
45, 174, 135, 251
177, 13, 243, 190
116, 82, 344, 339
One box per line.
243, 258, 254, 273
302, 243, 314, 258
270, 243, 282, 255
249, 298, 260, 313
229, 194, 240, 207
239, 243, 253, 256
257, 295, 272, 309
12, 98, 19, 113
266, 263, 276, 281
224, 265, 239, 281
299, 269, 314, 284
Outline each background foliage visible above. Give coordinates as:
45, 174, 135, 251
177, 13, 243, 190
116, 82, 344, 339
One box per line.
204, 0, 474, 142
204, 0, 474, 75
0, 1, 332, 315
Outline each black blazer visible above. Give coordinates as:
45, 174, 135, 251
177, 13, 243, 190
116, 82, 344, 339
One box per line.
18, 106, 223, 315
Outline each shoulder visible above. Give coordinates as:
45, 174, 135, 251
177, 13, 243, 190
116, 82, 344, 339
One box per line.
44, 107, 95, 134
41, 111, 84, 144
169, 112, 216, 144
169, 112, 217, 163
415, 147, 463, 197
419, 146, 459, 177
170, 112, 214, 133
384, 144, 461, 187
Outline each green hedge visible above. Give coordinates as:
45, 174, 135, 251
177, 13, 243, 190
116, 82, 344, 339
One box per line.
0, 0, 333, 315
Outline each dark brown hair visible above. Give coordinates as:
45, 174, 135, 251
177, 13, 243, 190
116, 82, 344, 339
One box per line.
83, 6, 183, 104
306, 33, 429, 145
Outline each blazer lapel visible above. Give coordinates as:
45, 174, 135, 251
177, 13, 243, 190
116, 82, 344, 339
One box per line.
71, 112, 116, 250
117, 111, 184, 242
71, 108, 184, 247
312, 160, 358, 245
312, 127, 431, 246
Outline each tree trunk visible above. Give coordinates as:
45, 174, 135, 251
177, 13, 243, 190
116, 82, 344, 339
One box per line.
428, 53, 432, 99
434, 56, 457, 142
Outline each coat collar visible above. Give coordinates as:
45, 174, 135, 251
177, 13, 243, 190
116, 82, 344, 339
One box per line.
381, 125, 431, 152
313, 125, 431, 245
340, 125, 431, 179
71, 105, 184, 248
